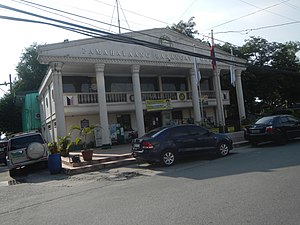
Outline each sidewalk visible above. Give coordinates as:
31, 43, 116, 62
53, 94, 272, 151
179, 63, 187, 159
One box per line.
61, 132, 248, 175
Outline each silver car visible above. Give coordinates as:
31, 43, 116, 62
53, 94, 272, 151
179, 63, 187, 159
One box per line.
6, 132, 48, 177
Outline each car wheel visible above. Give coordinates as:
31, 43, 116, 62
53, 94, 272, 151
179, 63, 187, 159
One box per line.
217, 142, 229, 157
26, 142, 45, 159
161, 150, 176, 166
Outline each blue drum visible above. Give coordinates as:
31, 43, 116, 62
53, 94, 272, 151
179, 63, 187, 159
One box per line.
48, 153, 62, 174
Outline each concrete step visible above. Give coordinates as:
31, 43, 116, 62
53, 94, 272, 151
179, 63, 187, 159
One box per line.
61, 153, 133, 167
62, 157, 137, 175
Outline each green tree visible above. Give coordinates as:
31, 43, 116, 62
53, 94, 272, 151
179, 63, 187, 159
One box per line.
14, 43, 48, 92
0, 93, 22, 134
237, 38, 300, 115
0, 43, 47, 133
168, 17, 198, 38
271, 41, 300, 71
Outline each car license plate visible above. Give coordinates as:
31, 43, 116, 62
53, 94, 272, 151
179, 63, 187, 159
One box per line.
251, 130, 260, 134
133, 143, 140, 148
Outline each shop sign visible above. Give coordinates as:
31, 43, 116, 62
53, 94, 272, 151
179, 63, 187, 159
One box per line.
146, 99, 172, 112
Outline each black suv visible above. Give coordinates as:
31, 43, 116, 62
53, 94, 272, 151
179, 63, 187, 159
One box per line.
244, 114, 300, 146
6, 132, 48, 176
132, 124, 233, 166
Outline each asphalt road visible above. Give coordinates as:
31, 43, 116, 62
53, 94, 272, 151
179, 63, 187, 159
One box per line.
0, 140, 300, 225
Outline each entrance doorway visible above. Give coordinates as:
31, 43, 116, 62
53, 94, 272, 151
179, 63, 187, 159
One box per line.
144, 111, 162, 132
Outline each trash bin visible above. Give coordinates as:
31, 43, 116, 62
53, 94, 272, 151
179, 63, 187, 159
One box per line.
48, 153, 62, 174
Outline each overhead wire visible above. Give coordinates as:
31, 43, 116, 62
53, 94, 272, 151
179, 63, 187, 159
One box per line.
10, 0, 232, 58
118, 0, 131, 30
0, 3, 246, 67
214, 20, 300, 35
93, 0, 171, 27
14, 0, 264, 57
238, 0, 297, 22
200, 0, 290, 32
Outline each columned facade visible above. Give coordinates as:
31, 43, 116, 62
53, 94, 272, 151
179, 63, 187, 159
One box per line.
131, 65, 145, 137
213, 68, 225, 127
95, 63, 111, 146
190, 68, 201, 124
38, 27, 248, 144
50, 62, 66, 137
235, 69, 246, 121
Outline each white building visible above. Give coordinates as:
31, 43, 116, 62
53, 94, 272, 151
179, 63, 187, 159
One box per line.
37, 28, 246, 147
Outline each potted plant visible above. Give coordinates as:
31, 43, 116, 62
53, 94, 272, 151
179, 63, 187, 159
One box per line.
57, 135, 72, 157
71, 125, 95, 161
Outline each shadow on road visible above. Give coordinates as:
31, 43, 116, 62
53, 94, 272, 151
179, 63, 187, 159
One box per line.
3, 163, 68, 185
140, 139, 300, 181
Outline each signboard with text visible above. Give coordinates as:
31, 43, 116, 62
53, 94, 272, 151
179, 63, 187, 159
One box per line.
146, 99, 172, 112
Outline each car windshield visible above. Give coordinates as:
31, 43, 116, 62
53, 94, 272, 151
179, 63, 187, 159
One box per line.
255, 117, 274, 125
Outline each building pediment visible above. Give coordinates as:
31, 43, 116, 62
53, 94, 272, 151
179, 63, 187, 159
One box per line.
37, 28, 246, 68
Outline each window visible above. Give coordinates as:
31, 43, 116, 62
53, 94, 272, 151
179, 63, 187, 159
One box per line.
62, 76, 96, 93
117, 114, 132, 131
162, 77, 187, 91
140, 77, 159, 91
187, 126, 208, 136
10, 135, 44, 150
287, 116, 300, 123
170, 126, 189, 139
105, 76, 133, 92
279, 116, 289, 124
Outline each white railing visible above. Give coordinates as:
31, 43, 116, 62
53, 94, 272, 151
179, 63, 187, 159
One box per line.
63, 90, 230, 106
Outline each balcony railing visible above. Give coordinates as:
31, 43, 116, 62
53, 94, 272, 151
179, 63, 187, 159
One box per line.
64, 90, 229, 106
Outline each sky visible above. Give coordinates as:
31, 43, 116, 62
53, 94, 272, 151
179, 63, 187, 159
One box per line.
0, 0, 300, 97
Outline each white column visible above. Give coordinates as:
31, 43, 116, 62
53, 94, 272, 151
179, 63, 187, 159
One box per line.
158, 75, 163, 91
50, 62, 66, 138
132, 65, 145, 137
235, 69, 246, 120
95, 64, 111, 147
213, 68, 225, 128
190, 68, 201, 124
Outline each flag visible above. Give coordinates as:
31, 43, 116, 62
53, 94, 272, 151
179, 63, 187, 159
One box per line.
193, 57, 201, 84
230, 64, 236, 87
230, 48, 236, 86
210, 44, 217, 70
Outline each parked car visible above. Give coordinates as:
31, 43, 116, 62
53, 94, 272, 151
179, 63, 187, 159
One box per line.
0, 140, 8, 165
132, 124, 233, 166
6, 132, 48, 176
244, 114, 300, 146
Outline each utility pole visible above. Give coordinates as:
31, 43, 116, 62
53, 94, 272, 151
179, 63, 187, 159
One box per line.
116, 0, 121, 34
0, 74, 12, 94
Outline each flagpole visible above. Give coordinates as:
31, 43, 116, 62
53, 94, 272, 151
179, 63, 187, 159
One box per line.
211, 30, 226, 132
193, 45, 204, 125
230, 47, 236, 87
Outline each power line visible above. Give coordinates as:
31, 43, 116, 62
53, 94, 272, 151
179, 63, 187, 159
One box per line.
214, 20, 300, 35
7, 0, 233, 57
12, 0, 248, 56
176, 0, 198, 21
200, 0, 290, 32
238, 0, 297, 22
93, 0, 171, 27
0, 4, 246, 67
13, 0, 119, 33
